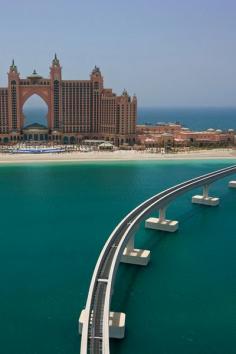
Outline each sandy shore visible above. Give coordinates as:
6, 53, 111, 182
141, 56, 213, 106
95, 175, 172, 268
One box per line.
0, 149, 235, 164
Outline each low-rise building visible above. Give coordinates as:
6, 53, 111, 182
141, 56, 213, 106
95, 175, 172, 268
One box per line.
137, 123, 235, 148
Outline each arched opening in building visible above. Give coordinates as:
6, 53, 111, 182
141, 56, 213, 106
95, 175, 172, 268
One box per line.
63, 136, 69, 144
70, 136, 76, 144
23, 94, 48, 128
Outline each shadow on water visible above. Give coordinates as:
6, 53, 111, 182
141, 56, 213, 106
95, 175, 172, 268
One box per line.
110, 185, 236, 353
0, 161, 235, 354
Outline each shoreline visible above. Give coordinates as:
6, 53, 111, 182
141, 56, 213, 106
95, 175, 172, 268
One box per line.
0, 149, 235, 165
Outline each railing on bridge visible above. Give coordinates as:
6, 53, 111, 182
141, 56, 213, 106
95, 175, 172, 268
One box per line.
80, 165, 236, 354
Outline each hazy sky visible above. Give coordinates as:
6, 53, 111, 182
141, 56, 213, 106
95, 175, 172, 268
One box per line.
0, 0, 235, 107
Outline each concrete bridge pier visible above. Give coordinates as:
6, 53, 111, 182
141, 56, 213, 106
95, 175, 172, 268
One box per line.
79, 309, 126, 339
192, 184, 219, 206
121, 234, 150, 266
228, 180, 236, 188
145, 207, 179, 232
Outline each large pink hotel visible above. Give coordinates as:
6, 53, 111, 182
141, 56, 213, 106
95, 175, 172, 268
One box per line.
0, 55, 137, 145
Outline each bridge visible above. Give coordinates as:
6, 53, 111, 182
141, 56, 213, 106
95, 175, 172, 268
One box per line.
79, 165, 236, 354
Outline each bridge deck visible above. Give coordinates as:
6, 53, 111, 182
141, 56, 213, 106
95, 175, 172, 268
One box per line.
81, 165, 236, 354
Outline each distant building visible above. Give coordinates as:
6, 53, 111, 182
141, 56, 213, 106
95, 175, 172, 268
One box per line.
0, 55, 137, 145
136, 123, 235, 147
137, 123, 183, 135
175, 130, 235, 145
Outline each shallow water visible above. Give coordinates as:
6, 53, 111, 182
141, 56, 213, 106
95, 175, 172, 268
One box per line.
0, 160, 235, 354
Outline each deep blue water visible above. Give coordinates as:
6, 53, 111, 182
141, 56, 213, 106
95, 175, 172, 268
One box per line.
0, 160, 235, 354
138, 107, 236, 131
24, 106, 236, 131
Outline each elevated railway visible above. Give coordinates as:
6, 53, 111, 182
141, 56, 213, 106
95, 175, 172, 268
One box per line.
80, 165, 236, 354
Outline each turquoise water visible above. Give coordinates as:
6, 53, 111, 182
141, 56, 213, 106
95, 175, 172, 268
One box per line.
0, 161, 235, 354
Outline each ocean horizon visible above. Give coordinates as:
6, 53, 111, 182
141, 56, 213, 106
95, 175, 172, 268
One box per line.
138, 106, 236, 130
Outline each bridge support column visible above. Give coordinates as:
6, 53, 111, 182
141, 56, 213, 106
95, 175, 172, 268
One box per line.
229, 181, 236, 188
192, 184, 219, 206
79, 309, 126, 339
121, 235, 150, 266
145, 207, 179, 232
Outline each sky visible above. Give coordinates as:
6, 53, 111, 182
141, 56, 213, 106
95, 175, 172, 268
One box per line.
0, 0, 235, 107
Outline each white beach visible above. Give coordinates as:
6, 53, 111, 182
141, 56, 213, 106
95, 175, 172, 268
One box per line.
0, 148, 235, 164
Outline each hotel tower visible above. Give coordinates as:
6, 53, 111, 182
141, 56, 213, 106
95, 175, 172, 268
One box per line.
0, 55, 137, 145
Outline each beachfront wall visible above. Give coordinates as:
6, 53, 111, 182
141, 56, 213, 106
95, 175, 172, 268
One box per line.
0, 57, 137, 146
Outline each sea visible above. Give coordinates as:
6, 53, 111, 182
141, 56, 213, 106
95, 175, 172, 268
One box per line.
0, 160, 235, 354
138, 107, 236, 131
23, 106, 236, 131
